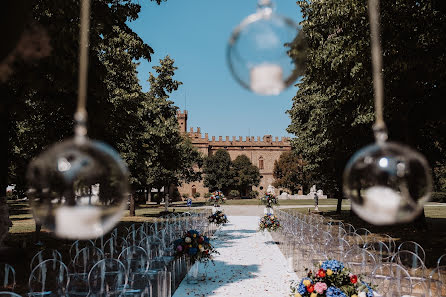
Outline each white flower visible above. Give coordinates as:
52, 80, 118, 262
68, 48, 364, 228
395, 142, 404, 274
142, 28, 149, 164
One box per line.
199, 246, 204, 252
359, 292, 366, 297
185, 237, 192, 243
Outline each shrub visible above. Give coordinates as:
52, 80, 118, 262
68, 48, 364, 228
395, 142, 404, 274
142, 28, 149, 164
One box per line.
193, 192, 201, 198
249, 190, 259, 199
182, 193, 189, 199
431, 192, 446, 203
204, 192, 211, 198
229, 190, 240, 198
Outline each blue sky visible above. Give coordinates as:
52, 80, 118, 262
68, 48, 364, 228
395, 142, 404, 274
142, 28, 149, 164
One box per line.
129, 0, 303, 138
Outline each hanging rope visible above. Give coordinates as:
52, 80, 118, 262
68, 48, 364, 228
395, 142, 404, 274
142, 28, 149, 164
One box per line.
368, 0, 387, 142
75, 0, 91, 138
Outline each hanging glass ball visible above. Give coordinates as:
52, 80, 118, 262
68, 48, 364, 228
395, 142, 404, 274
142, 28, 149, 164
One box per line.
27, 137, 129, 239
227, 0, 306, 96
343, 141, 432, 225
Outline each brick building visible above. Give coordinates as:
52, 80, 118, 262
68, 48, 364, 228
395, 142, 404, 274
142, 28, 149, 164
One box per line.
177, 110, 292, 197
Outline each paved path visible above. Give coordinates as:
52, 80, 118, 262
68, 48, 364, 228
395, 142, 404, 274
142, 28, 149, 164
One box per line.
173, 216, 297, 297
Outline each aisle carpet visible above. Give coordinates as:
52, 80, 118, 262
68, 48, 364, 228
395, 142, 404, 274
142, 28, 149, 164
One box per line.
173, 216, 297, 297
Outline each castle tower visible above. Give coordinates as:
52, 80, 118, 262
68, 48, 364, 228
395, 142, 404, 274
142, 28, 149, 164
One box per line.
177, 110, 188, 133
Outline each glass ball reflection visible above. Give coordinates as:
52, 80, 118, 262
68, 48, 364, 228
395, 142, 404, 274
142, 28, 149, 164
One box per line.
27, 137, 129, 239
343, 141, 432, 225
227, 0, 306, 95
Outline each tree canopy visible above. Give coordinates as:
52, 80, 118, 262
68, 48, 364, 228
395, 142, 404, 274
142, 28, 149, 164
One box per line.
231, 155, 260, 196
273, 151, 307, 194
203, 149, 234, 193
287, 0, 446, 197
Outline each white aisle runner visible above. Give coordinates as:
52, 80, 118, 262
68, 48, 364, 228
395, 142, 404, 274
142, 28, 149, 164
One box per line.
173, 216, 297, 297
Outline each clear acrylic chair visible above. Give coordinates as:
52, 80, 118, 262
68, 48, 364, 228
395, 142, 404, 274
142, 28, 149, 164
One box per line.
429, 266, 446, 297
30, 249, 63, 271
69, 240, 95, 261
398, 241, 426, 263
103, 237, 128, 259
372, 263, 413, 297
437, 254, 446, 269
88, 259, 127, 297
28, 259, 68, 296
343, 247, 376, 276
0, 263, 15, 291
118, 246, 149, 274
392, 250, 428, 296
72, 246, 104, 274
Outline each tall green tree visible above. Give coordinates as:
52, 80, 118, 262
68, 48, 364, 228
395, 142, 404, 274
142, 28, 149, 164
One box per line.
287, 0, 446, 204
273, 151, 307, 194
3, 0, 165, 199
203, 149, 233, 193
231, 155, 260, 196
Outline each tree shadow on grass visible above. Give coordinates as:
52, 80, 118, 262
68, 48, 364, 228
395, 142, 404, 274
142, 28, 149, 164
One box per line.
173, 260, 260, 297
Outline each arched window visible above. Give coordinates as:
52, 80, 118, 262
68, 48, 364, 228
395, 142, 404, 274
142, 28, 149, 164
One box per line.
258, 157, 264, 170
191, 185, 196, 195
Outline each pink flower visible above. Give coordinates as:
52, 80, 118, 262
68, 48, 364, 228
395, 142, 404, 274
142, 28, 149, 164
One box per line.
314, 282, 328, 294
176, 245, 183, 252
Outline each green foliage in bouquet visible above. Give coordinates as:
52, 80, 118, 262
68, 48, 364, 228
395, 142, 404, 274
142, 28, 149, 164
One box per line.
290, 260, 374, 297
208, 210, 229, 225
259, 214, 281, 232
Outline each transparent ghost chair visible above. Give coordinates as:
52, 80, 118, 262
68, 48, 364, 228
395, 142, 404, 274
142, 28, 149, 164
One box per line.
392, 250, 428, 296
30, 249, 63, 271
0, 263, 15, 291
355, 228, 372, 244
392, 250, 426, 278
364, 241, 391, 264
28, 259, 68, 296
343, 247, 376, 276
344, 223, 356, 234
138, 236, 164, 260
381, 234, 396, 254
438, 254, 446, 269
103, 237, 128, 259
371, 263, 413, 297
147, 258, 171, 297
69, 240, 95, 261
428, 266, 446, 297
326, 237, 350, 261
72, 247, 105, 275
0, 292, 22, 297
88, 259, 127, 297
119, 246, 149, 274
398, 241, 426, 263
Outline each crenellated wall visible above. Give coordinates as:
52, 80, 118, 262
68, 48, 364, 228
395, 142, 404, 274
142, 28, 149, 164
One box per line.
176, 110, 292, 197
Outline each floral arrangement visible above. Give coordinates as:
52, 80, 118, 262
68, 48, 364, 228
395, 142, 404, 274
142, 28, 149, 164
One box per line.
259, 214, 281, 232
290, 260, 374, 297
208, 210, 229, 225
208, 190, 226, 206
173, 230, 218, 263
261, 193, 279, 207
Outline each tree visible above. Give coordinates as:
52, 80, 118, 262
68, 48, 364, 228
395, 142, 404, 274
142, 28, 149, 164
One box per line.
273, 151, 308, 194
287, 0, 446, 207
3, 0, 165, 200
131, 56, 202, 211
203, 149, 233, 193
231, 155, 260, 196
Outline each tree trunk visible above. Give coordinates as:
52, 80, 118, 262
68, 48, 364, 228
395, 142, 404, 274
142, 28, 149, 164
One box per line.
164, 184, 169, 212
0, 85, 11, 201
129, 193, 135, 216
146, 188, 151, 204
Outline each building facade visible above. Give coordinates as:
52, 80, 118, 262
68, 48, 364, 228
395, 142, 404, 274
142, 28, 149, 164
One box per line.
177, 110, 292, 197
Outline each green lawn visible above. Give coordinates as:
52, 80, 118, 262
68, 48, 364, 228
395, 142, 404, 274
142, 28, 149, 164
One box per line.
222, 198, 347, 206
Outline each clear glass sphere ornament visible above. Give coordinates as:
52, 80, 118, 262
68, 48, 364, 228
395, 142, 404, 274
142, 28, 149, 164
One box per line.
227, 0, 307, 95
27, 136, 129, 239
343, 131, 432, 225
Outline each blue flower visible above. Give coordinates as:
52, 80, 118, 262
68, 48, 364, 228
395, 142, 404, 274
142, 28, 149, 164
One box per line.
321, 260, 344, 272
297, 283, 307, 295
326, 287, 347, 297
188, 248, 198, 255
203, 236, 210, 243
